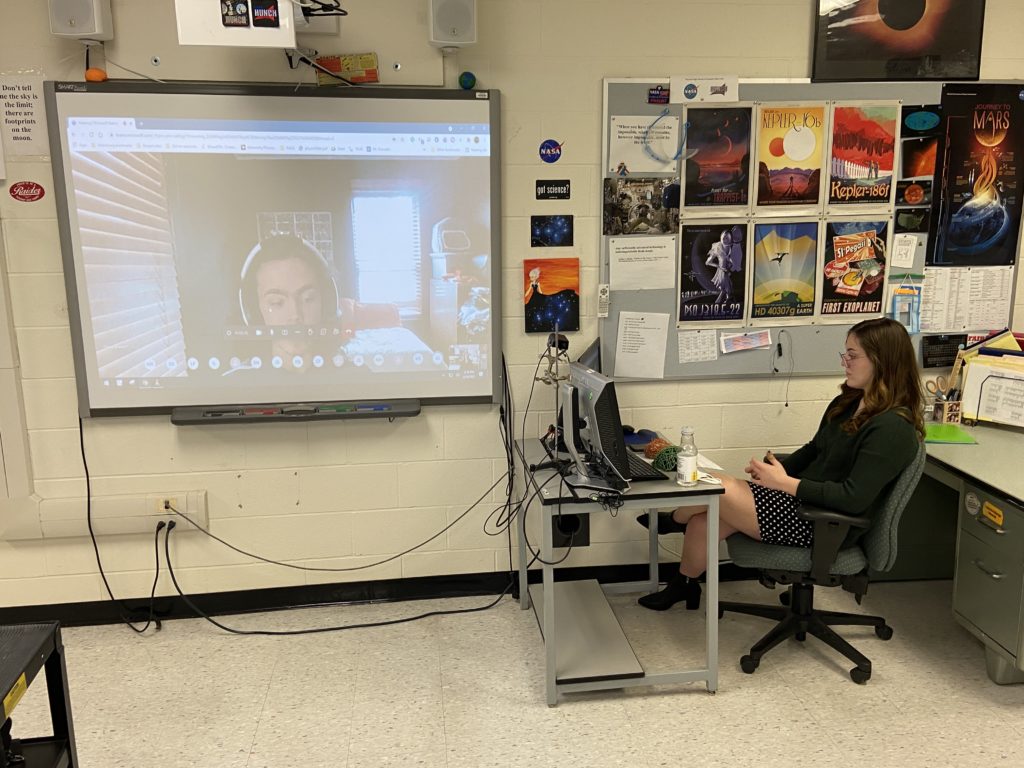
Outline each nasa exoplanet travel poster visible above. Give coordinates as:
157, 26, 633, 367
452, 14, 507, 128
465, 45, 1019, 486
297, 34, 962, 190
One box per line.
683, 107, 753, 208
755, 105, 826, 207
820, 220, 888, 316
678, 223, 749, 324
828, 104, 899, 205
931, 84, 1023, 267
751, 221, 818, 319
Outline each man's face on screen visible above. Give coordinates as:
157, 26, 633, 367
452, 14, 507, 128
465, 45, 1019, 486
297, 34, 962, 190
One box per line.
256, 256, 325, 363
255, 256, 324, 327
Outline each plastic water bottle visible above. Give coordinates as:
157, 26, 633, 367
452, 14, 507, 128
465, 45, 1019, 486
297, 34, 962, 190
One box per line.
677, 427, 698, 486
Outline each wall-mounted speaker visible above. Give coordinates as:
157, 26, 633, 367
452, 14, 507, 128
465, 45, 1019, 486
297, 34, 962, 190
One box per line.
48, 0, 113, 40
429, 0, 476, 48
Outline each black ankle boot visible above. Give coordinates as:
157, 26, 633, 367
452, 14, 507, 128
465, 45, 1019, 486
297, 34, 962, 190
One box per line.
636, 512, 687, 534
638, 573, 702, 611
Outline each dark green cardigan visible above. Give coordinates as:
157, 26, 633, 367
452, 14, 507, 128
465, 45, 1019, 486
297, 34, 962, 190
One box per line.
782, 395, 919, 517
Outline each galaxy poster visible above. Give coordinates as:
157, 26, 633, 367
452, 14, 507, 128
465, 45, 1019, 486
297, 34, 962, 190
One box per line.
828, 104, 898, 205
602, 177, 680, 236
821, 221, 888, 316
931, 84, 1024, 267
678, 224, 748, 324
755, 106, 825, 207
812, 1, 986, 82
751, 222, 817, 319
531, 215, 574, 247
683, 108, 752, 208
523, 258, 580, 333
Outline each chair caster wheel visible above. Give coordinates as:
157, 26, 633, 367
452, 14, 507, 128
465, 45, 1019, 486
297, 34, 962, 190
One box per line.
779, 591, 790, 607
850, 666, 871, 684
795, 631, 806, 642
875, 624, 894, 640
740, 655, 759, 674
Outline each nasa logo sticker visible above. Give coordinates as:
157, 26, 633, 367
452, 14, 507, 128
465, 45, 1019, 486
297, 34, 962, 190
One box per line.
538, 139, 563, 164
683, 83, 698, 100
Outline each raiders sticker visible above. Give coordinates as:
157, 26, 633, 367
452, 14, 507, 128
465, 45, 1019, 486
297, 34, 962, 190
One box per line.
221, 1, 250, 27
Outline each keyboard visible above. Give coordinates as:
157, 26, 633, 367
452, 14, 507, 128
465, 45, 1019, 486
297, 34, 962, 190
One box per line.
626, 451, 668, 482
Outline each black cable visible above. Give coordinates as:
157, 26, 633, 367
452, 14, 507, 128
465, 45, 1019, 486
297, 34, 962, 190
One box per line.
166, 472, 506, 573
79, 416, 161, 633
163, 521, 516, 636
520, 471, 577, 566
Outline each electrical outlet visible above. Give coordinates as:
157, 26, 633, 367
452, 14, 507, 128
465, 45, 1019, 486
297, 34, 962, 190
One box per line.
146, 491, 208, 532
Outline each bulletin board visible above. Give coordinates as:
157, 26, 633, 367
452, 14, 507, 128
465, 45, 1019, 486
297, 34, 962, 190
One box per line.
599, 78, 1019, 381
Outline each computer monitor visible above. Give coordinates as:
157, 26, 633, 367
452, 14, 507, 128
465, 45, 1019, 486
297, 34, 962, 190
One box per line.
559, 362, 630, 492
576, 337, 601, 372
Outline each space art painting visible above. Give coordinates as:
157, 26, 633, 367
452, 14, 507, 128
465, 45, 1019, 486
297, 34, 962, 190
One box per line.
523, 258, 580, 333
678, 224, 748, 324
812, 0, 985, 82
828, 104, 898, 205
683, 107, 752, 208
932, 84, 1023, 267
751, 222, 817, 319
755, 106, 826, 207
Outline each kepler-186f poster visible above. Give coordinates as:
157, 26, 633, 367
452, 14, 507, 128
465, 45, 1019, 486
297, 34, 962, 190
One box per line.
821, 221, 888, 316
828, 104, 898, 205
683, 107, 752, 208
755, 105, 826, 207
932, 84, 1024, 267
751, 221, 817, 319
678, 223, 748, 324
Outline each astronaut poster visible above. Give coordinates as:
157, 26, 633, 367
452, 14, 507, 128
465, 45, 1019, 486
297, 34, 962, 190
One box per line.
931, 84, 1024, 267
678, 223, 748, 324
683, 107, 752, 208
751, 221, 817, 319
820, 220, 888, 316
828, 104, 898, 205
755, 105, 826, 207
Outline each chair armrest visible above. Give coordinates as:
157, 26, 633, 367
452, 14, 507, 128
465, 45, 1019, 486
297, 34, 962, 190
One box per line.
796, 505, 869, 583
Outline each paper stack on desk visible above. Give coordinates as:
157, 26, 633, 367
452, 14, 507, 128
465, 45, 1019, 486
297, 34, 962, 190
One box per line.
960, 336, 1024, 427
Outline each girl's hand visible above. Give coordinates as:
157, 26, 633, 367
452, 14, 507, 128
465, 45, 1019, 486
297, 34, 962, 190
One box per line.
747, 454, 799, 495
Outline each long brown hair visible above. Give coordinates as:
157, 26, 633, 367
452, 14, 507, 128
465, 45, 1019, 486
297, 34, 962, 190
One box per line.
827, 317, 925, 440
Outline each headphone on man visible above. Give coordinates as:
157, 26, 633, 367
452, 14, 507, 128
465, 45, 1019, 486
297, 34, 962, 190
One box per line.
237, 234, 341, 326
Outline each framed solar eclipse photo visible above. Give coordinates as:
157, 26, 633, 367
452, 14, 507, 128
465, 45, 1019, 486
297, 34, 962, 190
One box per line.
812, 0, 986, 83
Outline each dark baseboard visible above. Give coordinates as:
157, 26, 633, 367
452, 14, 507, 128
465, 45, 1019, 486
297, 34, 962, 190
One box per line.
0, 562, 757, 629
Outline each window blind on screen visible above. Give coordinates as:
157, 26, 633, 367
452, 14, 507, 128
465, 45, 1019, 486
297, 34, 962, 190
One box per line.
70, 151, 186, 379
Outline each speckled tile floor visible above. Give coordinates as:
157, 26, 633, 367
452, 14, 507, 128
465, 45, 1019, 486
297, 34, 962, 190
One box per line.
8, 579, 1024, 767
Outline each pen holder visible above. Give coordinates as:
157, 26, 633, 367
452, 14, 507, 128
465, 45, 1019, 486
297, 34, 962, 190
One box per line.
933, 399, 962, 424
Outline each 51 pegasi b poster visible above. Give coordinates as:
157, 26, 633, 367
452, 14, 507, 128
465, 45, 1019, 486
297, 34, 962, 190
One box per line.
678, 224, 747, 323
828, 104, 898, 205
755, 106, 825, 207
751, 222, 817, 318
932, 84, 1024, 267
821, 221, 888, 316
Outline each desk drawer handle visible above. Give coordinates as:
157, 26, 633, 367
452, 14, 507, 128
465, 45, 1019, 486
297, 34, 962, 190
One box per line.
976, 517, 1007, 535
972, 560, 1005, 581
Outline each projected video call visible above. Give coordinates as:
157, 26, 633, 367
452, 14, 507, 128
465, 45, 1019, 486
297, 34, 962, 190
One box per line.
52, 91, 497, 409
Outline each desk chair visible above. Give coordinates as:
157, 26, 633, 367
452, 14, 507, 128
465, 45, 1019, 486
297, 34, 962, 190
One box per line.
720, 443, 926, 683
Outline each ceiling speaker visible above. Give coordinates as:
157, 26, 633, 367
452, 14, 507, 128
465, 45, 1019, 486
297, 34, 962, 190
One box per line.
48, 0, 113, 40
429, 0, 476, 48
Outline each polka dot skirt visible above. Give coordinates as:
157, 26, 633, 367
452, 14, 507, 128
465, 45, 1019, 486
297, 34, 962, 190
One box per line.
748, 482, 814, 548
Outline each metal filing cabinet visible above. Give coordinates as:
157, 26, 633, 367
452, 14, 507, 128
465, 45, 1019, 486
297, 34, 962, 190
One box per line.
952, 482, 1024, 684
